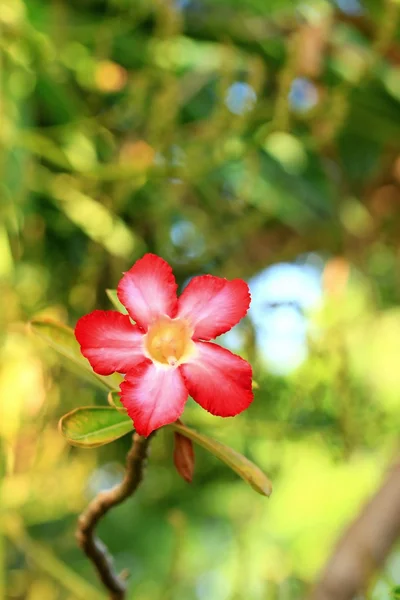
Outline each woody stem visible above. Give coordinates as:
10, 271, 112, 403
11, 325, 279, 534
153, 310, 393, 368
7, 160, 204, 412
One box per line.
76, 432, 153, 600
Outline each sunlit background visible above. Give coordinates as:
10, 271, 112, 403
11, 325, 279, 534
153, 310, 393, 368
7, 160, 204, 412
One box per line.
2, 0, 400, 598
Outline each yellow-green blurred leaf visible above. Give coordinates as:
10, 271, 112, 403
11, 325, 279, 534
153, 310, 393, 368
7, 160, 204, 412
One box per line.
106, 289, 128, 314
19, 131, 73, 170
30, 318, 122, 391
59, 407, 133, 447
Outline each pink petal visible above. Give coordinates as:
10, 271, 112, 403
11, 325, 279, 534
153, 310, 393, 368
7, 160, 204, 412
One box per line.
75, 310, 145, 376
177, 275, 250, 340
117, 254, 178, 331
120, 361, 188, 436
181, 342, 253, 417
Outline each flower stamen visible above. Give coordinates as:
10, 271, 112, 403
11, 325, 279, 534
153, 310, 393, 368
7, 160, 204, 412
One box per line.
144, 315, 195, 367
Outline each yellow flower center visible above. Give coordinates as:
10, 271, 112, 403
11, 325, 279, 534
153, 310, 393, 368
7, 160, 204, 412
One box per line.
144, 316, 195, 367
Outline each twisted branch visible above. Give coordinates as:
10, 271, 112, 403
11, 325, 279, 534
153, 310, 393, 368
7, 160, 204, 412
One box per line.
76, 433, 153, 600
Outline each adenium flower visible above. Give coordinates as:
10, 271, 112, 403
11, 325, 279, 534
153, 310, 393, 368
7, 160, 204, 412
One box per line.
75, 254, 253, 436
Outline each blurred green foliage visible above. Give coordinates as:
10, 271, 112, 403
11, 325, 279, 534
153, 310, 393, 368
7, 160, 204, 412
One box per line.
3, 0, 400, 598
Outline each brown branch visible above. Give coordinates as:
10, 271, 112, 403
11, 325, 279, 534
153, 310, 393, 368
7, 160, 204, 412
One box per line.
76, 433, 153, 600
309, 457, 400, 600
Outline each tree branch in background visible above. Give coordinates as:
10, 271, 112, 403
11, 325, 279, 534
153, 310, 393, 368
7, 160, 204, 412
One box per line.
309, 458, 400, 600
76, 433, 153, 600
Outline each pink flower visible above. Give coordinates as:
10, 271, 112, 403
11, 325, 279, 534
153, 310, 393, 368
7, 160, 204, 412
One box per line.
75, 254, 253, 436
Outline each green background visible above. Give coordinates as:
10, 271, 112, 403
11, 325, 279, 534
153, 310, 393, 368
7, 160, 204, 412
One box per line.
2, 0, 400, 598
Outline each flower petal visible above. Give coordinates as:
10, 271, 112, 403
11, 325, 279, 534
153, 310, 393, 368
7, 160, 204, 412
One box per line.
181, 342, 253, 417
75, 310, 145, 376
117, 254, 178, 331
120, 361, 188, 436
177, 275, 250, 340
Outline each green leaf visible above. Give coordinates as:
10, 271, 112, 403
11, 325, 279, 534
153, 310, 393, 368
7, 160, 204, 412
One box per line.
169, 421, 272, 497
106, 289, 128, 314
59, 407, 134, 448
62, 397, 272, 495
30, 318, 123, 391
